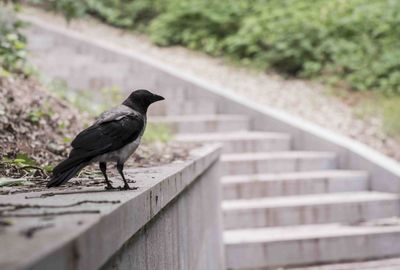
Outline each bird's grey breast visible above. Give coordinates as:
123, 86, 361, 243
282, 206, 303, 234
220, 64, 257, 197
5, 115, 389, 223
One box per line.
93, 105, 146, 163
115, 115, 146, 163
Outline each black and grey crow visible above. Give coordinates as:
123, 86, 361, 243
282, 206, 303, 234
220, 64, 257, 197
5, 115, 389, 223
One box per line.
47, 89, 165, 189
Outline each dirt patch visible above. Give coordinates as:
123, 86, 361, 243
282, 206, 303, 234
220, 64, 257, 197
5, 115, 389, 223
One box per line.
0, 75, 83, 178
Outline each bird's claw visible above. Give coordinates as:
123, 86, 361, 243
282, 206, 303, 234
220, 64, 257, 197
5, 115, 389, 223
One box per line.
105, 185, 117, 190
119, 184, 138, 190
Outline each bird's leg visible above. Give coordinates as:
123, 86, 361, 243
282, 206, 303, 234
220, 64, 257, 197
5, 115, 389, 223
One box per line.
99, 162, 115, 190
117, 163, 135, 190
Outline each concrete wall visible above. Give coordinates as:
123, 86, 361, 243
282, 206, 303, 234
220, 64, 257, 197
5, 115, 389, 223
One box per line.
0, 145, 224, 270
22, 15, 400, 193
101, 161, 223, 270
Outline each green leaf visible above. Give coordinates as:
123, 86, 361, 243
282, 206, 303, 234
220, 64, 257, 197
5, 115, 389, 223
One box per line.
0, 178, 34, 187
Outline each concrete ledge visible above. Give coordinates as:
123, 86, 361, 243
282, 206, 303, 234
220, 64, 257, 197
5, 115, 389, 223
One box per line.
21, 14, 400, 193
0, 144, 223, 270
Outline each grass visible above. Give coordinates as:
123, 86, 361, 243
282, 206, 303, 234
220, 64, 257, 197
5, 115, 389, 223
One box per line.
324, 81, 400, 139
0, 153, 52, 177
381, 97, 400, 137
352, 93, 400, 138
143, 123, 173, 143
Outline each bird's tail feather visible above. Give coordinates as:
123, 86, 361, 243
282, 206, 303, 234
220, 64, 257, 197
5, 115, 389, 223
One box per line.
47, 160, 88, 188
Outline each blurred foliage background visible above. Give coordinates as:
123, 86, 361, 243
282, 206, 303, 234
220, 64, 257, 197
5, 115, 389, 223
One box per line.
27, 0, 400, 95
2, 0, 400, 136
0, 4, 28, 76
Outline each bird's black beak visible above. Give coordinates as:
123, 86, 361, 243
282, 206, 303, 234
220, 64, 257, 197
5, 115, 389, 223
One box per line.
152, 94, 165, 102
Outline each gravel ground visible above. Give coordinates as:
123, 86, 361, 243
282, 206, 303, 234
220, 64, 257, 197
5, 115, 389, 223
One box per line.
23, 7, 400, 162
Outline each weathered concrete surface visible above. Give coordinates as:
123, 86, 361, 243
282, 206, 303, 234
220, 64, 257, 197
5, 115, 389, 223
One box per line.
102, 160, 222, 270
0, 145, 224, 270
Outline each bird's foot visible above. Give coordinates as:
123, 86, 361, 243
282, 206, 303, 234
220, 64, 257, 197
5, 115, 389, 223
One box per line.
119, 184, 138, 191
104, 184, 117, 190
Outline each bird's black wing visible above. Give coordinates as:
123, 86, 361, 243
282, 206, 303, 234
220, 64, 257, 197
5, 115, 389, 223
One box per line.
49, 111, 145, 187
70, 113, 144, 156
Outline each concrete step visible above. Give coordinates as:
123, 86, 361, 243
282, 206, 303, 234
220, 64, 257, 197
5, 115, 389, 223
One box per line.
222, 170, 368, 200
222, 192, 400, 229
150, 115, 249, 134
288, 257, 400, 270
224, 222, 400, 269
222, 152, 337, 175
149, 100, 217, 116
175, 131, 291, 153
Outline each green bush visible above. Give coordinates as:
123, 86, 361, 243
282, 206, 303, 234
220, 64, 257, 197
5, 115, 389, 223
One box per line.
85, 0, 163, 29
149, 1, 250, 55
32, 0, 164, 28
30, 0, 400, 94
0, 4, 27, 75
50, 0, 88, 22
223, 0, 400, 94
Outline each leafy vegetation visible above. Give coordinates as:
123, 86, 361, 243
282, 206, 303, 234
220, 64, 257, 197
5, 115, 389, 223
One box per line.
1, 153, 52, 177
143, 123, 172, 143
356, 95, 400, 138
85, 0, 163, 30
30, 0, 400, 95
0, 151, 50, 179
0, 4, 28, 76
0, 177, 33, 187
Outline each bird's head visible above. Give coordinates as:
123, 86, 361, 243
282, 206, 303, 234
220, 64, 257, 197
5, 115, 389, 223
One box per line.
122, 89, 165, 114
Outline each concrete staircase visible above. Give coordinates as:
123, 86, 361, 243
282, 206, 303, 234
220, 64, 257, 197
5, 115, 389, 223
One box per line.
22, 16, 400, 269
152, 100, 400, 270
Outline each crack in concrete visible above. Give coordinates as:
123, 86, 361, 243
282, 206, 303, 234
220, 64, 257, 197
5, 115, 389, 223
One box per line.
0, 200, 121, 218
0, 199, 121, 211
0, 210, 101, 218
20, 223, 54, 238
25, 188, 135, 199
